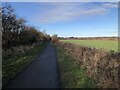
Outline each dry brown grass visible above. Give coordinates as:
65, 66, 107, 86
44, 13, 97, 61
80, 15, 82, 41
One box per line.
56, 41, 120, 88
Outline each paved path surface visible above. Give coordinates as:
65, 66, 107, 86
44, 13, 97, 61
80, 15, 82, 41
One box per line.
5, 44, 60, 88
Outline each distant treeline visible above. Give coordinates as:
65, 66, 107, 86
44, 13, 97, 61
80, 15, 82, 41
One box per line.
2, 5, 51, 50
59, 37, 119, 41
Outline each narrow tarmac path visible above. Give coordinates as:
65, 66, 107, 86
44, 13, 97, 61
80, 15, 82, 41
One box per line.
5, 44, 60, 88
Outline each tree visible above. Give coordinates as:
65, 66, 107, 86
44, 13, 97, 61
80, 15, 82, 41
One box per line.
2, 4, 50, 50
2, 5, 28, 49
52, 34, 58, 43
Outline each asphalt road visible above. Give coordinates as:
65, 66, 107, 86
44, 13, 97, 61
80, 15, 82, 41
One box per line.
5, 44, 60, 88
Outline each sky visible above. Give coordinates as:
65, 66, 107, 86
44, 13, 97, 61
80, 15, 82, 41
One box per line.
2, 2, 118, 37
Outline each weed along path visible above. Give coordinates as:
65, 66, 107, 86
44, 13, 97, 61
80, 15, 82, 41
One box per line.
5, 44, 60, 88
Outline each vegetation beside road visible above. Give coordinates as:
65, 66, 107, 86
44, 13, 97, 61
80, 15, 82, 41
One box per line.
2, 42, 48, 87
56, 46, 96, 88
2, 4, 56, 87
60, 40, 118, 51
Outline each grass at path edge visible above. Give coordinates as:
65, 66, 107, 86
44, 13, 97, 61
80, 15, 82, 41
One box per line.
56, 46, 97, 88
2, 42, 48, 87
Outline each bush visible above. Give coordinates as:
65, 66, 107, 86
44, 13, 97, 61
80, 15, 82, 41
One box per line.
51, 34, 59, 43
56, 41, 120, 88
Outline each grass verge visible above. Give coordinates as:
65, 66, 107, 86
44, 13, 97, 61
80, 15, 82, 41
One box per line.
2, 42, 48, 87
56, 46, 97, 88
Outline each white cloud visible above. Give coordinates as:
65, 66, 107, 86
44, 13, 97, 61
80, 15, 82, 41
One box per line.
102, 2, 118, 8
34, 2, 117, 23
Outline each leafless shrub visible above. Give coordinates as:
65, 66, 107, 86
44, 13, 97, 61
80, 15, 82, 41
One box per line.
56, 41, 120, 88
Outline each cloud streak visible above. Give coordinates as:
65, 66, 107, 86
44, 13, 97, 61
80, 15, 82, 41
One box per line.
34, 2, 118, 23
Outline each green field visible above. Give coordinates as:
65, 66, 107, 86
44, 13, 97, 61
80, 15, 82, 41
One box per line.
60, 40, 118, 51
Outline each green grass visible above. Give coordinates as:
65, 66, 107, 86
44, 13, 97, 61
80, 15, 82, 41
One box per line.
60, 40, 118, 51
56, 46, 96, 88
2, 42, 47, 86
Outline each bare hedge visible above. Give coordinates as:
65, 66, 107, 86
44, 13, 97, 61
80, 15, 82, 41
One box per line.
56, 41, 120, 88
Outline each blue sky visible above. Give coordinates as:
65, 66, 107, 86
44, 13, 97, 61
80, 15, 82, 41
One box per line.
3, 2, 118, 37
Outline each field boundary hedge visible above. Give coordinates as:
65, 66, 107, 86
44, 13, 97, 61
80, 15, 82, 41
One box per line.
56, 41, 120, 88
